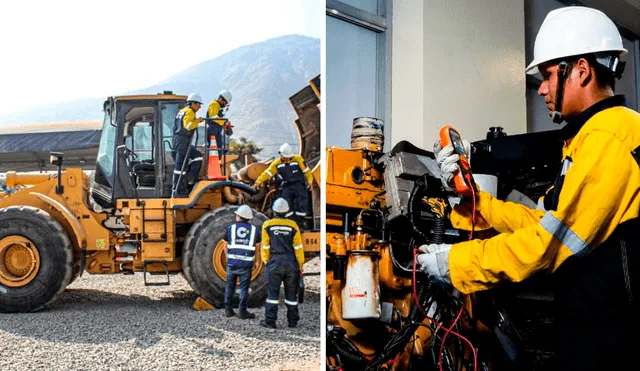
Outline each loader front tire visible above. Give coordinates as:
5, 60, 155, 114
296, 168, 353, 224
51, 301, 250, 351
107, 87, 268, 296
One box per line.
182, 206, 268, 308
0, 206, 73, 313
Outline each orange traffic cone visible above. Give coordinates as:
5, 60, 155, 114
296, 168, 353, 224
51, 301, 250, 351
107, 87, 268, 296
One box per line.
207, 136, 226, 180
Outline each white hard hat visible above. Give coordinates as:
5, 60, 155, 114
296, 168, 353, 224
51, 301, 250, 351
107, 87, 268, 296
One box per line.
526, 6, 627, 75
234, 205, 253, 220
219, 90, 232, 104
279, 143, 294, 158
272, 198, 289, 213
187, 93, 203, 104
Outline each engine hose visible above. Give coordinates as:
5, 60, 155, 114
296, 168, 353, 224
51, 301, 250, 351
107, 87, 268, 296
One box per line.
408, 180, 429, 243
432, 217, 445, 244
410, 278, 431, 323
329, 337, 368, 363
363, 323, 419, 371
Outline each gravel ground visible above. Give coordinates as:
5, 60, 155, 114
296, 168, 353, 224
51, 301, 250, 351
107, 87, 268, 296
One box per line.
0, 258, 321, 371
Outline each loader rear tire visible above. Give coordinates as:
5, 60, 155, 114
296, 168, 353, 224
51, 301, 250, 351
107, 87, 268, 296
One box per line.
182, 206, 268, 308
0, 206, 73, 313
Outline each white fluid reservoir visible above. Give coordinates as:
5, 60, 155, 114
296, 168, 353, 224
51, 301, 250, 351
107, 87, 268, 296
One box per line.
342, 251, 381, 319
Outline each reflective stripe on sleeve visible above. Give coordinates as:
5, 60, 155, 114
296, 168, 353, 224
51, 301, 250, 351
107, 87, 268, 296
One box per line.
266, 298, 279, 304
539, 211, 588, 255
294, 244, 303, 250
262, 245, 270, 249
284, 299, 298, 306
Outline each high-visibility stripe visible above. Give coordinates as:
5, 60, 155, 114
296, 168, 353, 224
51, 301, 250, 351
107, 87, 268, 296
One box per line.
262, 245, 270, 249
295, 212, 306, 216
284, 299, 298, 306
285, 211, 294, 217
294, 244, 303, 250
277, 164, 285, 168
228, 244, 255, 251
303, 167, 310, 173
560, 158, 572, 176
270, 226, 293, 231
539, 211, 588, 255
189, 157, 203, 163
266, 298, 279, 304
231, 224, 236, 245
173, 170, 185, 175
227, 254, 254, 262
249, 225, 256, 248
289, 162, 300, 167
265, 170, 273, 177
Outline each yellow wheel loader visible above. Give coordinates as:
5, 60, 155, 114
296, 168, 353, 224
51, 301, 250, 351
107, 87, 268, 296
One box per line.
0, 82, 320, 313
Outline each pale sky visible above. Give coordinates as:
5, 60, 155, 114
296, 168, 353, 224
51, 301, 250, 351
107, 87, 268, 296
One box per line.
0, 0, 321, 115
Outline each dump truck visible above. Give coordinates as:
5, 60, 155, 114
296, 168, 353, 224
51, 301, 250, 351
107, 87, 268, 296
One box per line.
0, 76, 321, 313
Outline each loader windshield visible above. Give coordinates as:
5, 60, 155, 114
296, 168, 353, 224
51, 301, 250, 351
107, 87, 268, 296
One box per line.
97, 108, 116, 181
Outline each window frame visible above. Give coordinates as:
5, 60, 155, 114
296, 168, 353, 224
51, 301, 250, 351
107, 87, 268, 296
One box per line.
326, 0, 392, 149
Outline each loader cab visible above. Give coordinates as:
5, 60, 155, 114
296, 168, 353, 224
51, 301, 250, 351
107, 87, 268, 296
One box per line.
92, 93, 188, 208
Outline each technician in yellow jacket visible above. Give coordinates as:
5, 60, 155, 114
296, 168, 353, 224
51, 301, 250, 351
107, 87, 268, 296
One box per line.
206, 89, 233, 151
259, 198, 305, 329
172, 93, 205, 196
418, 7, 638, 371
253, 143, 313, 229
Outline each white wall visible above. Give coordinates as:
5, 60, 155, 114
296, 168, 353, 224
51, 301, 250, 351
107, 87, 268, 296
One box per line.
390, 0, 425, 147
392, 0, 526, 149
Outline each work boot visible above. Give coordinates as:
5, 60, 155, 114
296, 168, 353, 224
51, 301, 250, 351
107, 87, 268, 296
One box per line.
237, 310, 255, 320
225, 308, 236, 318
288, 321, 298, 328
260, 320, 276, 329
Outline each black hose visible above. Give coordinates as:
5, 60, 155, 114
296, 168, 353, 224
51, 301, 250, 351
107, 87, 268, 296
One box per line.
432, 217, 445, 244
408, 180, 429, 243
410, 279, 431, 323
389, 243, 413, 273
363, 323, 419, 371
329, 336, 368, 364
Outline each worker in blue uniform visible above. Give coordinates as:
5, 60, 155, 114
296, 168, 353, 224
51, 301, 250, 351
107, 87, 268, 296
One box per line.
224, 205, 260, 320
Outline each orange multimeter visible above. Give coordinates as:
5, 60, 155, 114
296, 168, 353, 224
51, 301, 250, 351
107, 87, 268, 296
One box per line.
439, 125, 475, 198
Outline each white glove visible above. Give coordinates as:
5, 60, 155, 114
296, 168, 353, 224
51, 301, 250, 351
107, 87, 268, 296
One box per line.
417, 243, 452, 285
433, 139, 471, 192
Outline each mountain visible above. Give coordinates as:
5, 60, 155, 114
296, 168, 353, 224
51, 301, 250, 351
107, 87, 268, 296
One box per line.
0, 35, 320, 158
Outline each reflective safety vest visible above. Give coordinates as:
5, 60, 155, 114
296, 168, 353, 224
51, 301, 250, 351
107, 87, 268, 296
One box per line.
226, 222, 258, 268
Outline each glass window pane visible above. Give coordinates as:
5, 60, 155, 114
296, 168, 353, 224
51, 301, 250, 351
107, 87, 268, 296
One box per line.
97, 110, 116, 182
337, 0, 378, 15
133, 124, 153, 161
162, 103, 182, 151
326, 16, 377, 147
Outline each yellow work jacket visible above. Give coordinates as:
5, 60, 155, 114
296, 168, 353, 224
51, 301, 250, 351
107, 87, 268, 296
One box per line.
261, 218, 305, 269
448, 96, 640, 294
177, 106, 200, 132
207, 100, 223, 124
255, 155, 313, 186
